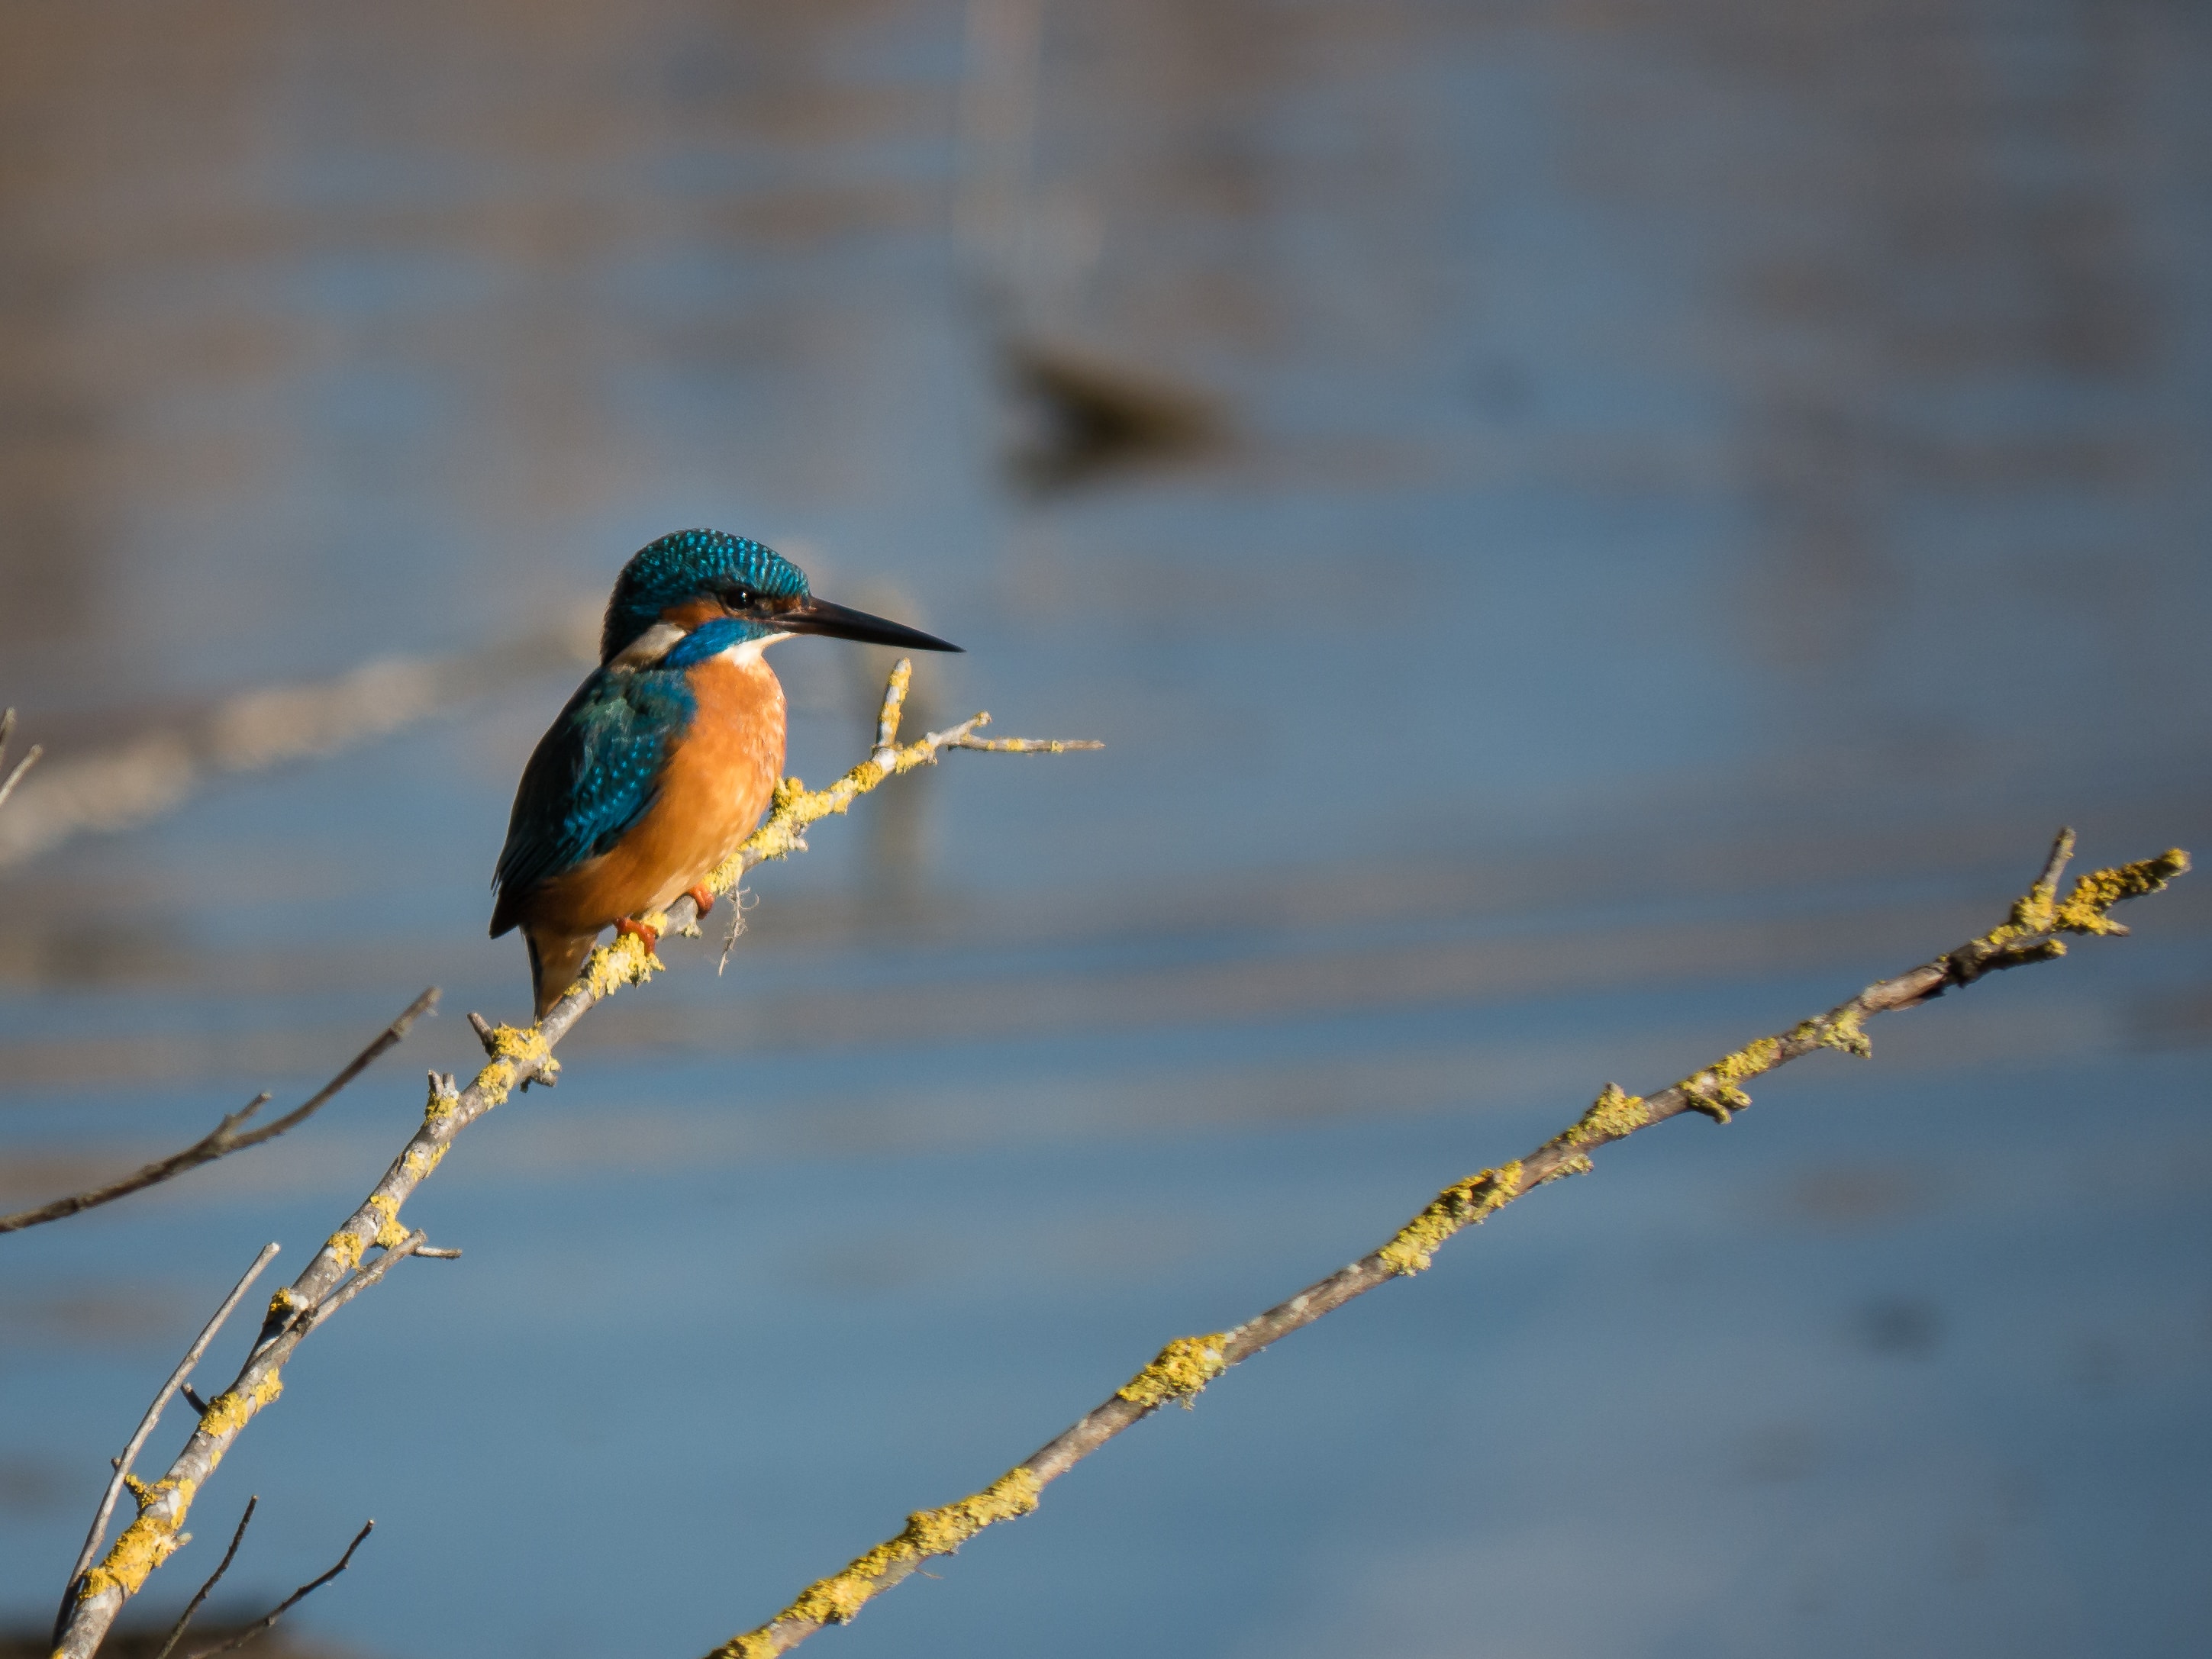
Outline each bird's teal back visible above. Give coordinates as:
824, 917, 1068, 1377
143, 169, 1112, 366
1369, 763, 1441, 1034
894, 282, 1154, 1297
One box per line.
489, 664, 695, 934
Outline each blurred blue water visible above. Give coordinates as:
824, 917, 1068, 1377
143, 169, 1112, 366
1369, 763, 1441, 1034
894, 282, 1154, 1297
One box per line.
2, 2, 2209, 1657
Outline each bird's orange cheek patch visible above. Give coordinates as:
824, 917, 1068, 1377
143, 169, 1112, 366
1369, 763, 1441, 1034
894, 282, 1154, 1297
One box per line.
659, 597, 727, 630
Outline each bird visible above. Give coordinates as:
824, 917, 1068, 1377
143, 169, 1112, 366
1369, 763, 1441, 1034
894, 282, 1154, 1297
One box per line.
492, 529, 959, 1018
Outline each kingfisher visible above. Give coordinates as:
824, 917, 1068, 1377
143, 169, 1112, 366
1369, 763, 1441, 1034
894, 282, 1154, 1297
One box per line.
492, 529, 959, 1017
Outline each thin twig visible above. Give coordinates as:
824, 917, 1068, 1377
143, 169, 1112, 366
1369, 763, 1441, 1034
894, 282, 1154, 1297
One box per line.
1, 987, 440, 1233
56, 1244, 281, 1638
870, 659, 911, 762
307, 1232, 424, 1331
708, 830, 2191, 1659
180, 1519, 376, 1659
2032, 829, 2076, 896
153, 1497, 256, 1659
49, 667, 1094, 1659
0, 707, 43, 812
949, 732, 1102, 754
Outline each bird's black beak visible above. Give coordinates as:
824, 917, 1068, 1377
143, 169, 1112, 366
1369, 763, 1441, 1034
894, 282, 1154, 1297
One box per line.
770, 595, 962, 652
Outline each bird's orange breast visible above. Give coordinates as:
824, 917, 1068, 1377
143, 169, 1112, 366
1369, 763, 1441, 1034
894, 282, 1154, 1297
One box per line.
526, 649, 787, 936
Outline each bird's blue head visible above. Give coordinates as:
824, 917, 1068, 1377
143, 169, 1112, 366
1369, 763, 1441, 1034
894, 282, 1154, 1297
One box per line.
599, 529, 958, 669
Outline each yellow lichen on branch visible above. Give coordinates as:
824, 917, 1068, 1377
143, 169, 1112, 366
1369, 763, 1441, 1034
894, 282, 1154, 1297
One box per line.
708, 743, 917, 888
1561, 1082, 1649, 1148
193, 1371, 283, 1442
2005, 837, 2071, 935
1948, 841, 2190, 983
369, 1191, 408, 1250
1117, 1333, 1233, 1408
1976, 834, 2186, 942
2053, 847, 2191, 933
1378, 1161, 1524, 1276
573, 927, 666, 1007
1677, 1034, 1784, 1123
713, 1468, 1046, 1656
78, 1475, 196, 1599
324, 1223, 371, 1274
873, 658, 912, 751
1791, 1005, 1873, 1058
81, 1361, 284, 1603
422, 1074, 460, 1128
468, 1021, 562, 1106
895, 1468, 1043, 1558
488, 1022, 555, 1072
707, 717, 953, 891
401, 1139, 447, 1178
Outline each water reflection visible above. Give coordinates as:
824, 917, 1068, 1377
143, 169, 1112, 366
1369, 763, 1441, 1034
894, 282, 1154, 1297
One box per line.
2, 3, 2208, 1658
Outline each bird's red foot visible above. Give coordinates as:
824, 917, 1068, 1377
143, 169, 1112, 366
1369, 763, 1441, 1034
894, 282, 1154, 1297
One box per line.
685, 884, 715, 918
614, 916, 660, 953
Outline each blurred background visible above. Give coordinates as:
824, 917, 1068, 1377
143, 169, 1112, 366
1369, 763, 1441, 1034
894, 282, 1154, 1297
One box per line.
2, 2, 2209, 1656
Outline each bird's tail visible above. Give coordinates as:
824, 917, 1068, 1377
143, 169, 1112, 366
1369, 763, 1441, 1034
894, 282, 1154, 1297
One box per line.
526, 928, 599, 1020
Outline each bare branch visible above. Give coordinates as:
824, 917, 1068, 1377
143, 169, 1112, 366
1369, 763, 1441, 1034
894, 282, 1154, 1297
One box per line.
0, 707, 44, 813
2031, 825, 2076, 897
871, 658, 911, 760
708, 833, 2191, 1659
949, 731, 1103, 754
56, 1244, 281, 1638
181, 1519, 375, 1659
153, 1497, 256, 1659
0, 988, 440, 1234
0, 605, 600, 869
49, 665, 1095, 1657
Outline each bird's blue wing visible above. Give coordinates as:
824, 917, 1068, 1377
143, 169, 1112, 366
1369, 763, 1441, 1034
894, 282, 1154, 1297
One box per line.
489, 667, 697, 933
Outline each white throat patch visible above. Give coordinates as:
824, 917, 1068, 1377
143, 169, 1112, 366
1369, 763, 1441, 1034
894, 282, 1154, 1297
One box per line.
608, 620, 688, 671
722, 633, 792, 665
609, 623, 794, 672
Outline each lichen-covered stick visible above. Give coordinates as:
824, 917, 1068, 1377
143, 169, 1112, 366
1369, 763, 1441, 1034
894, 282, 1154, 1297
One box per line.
710, 830, 2189, 1659
56, 1242, 280, 1641
49, 665, 1095, 1659
1, 989, 439, 1235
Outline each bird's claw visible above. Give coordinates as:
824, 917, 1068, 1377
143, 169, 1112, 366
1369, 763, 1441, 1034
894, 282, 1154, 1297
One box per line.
614, 916, 660, 953
685, 884, 715, 918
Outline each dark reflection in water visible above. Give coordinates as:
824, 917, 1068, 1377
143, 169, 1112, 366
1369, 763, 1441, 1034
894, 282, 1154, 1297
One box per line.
2, 4, 2209, 1659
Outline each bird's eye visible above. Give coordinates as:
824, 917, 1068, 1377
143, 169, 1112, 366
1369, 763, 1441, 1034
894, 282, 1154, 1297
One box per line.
723, 584, 756, 610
